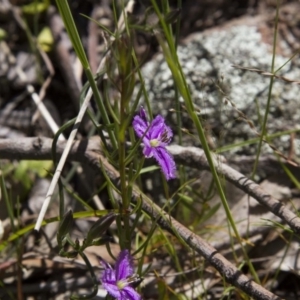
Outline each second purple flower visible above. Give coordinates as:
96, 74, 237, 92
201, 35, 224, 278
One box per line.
132, 108, 176, 180
100, 250, 141, 300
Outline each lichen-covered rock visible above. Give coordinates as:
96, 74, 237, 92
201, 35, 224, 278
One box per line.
139, 16, 300, 161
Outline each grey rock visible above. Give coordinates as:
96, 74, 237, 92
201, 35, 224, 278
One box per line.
138, 19, 300, 160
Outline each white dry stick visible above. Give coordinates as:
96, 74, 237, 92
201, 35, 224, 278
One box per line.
15, 66, 65, 141
2, 40, 63, 140
15, 48, 106, 211
29, 85, 65, 141
34, 86, 93, 230
27, 72, 105, 211
117, 0, 135, 31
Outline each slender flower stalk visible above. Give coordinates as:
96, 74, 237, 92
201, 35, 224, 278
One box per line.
100, 250, 141, 300
132, 108, 176, 180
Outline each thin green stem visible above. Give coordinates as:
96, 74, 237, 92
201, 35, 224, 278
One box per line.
216, 128, 300, 153
0, 209, 118, 251
251, 0, 280, 177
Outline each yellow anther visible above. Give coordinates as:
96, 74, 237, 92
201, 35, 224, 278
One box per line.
150, 139, 160, 147
117, 280, 128, 290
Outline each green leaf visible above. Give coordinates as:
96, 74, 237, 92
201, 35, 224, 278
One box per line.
14, 160, 53, 190
84, 212, 116, 247
164, 9, 181, 24
91, 236, 112, 246
55, 0, 89, 68
57, 210, 73, 246
139, 165, 160, 174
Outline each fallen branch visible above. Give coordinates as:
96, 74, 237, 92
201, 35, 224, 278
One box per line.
0, 137, 289, 299
168, 145, 300, 235
1, 137, 299, 235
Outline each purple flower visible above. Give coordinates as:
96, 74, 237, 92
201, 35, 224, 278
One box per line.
132, 108, 176, 180
101, 250, 141, 300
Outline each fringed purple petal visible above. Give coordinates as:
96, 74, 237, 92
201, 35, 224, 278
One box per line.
122, 286, 142, 300
102, 267, 116, 284
132, 109, 176, 180
115, 250, 134, 281
148, 115, 165, 140
143, 145, 153, 158
100, 250, 141, 300
152, 147, 176, 180
139, 107, 147, 122
100, 256, 113, 270
101, 268, 120, 298
132, 115, 149, 139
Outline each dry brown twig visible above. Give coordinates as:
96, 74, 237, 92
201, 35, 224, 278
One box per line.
232, 64, 300, 85
1, 136, 298, 299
